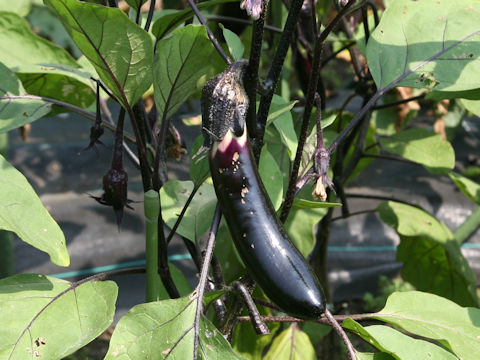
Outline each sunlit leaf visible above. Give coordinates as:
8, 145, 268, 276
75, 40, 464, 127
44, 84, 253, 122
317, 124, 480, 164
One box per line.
372, 291, 480, 360
0, 274, 117, 359
344, 319, 457, 360
449, 172, 480, 204
0, 11, 79, 70
379, 128, 455, 173
0, 154, 69, 266
263, 325, 316, 360
105, 295, 243, 359
367, 0, 480, 92
0, 62, 52, 133
378, 201, 477, 306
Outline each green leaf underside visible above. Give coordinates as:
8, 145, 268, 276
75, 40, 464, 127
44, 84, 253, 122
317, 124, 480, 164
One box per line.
449, 172, 480, 204
45, 0, 153, 107
0, 274, 117, 360
0, 154, 69, 266
371, 291, 480, 360
0, 62, 52, 133
344, 319, 457, 360
378, 201, 477, 306
105, 295, 243, 359
367, 0, 480, 92
263, 325, 316, 360
160, 180, 216, 242
154, 25, 220, 124
379, 128, 455, 172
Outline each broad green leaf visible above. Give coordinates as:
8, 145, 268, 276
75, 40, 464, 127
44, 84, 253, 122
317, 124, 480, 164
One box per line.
220, 24, 244, 61
461, 98, 480, 117
0, 274, 117, 360
285, 204, 328, 257
259, 148, 283, 210
366, 0, 480, 92
0, 0, 32, 17
371, 93, 415, 136
449, 172, 480, 204
160, 180, 216, 242
378, 201, 477, 306
373, 291, 480, 360
427, 88, 480, 101
0, 62, 52, 133
105, 295, 243, 359
263, 325, 316, 360
190, 135, 210, 186
355, 353, 395, 360
45, 0, 153, 107
0, 11, 79, 70
153, 25, 221, 123
151, 0, 237, 40
0, 154, 69, 266
344, 319, 457, 360
379, 128, 455, 173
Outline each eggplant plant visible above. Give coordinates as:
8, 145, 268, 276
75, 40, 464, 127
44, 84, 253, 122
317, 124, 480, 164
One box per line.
1, 0, 480, 359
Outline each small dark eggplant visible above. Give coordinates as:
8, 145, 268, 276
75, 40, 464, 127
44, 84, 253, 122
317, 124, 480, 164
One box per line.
203, 61, 326, 319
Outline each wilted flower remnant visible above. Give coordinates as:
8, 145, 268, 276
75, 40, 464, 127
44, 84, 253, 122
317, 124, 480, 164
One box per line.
240, 0, 263, 20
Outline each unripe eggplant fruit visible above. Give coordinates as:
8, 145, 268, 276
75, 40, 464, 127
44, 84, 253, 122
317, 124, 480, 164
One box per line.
202, 61, 326, 319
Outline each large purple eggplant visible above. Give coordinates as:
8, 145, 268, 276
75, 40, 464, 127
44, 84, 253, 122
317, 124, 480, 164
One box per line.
202, 60, 325, 319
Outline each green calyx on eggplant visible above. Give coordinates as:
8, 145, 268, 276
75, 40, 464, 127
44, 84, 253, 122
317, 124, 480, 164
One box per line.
202, 60, 326, 319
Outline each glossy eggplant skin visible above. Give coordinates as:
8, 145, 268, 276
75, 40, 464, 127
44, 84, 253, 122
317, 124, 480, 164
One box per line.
209, 129, 326, 319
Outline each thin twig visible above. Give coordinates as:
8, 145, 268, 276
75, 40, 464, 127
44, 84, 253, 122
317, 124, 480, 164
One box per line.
232, 282, 269, 335
186, 0, 231, 64
193, 205, 222, 360
235, 312, 378, 324
324, 308, 356, 360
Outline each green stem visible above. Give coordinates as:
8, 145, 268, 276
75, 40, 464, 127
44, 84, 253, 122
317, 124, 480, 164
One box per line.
144, 190, 161, 302
454, 206, 480, 245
